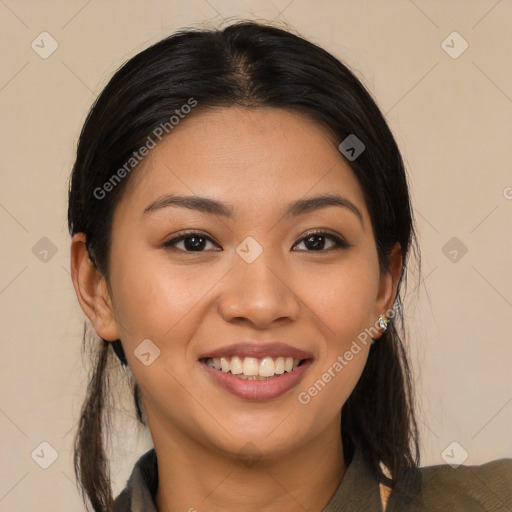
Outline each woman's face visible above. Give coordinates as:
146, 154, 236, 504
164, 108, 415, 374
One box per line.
98, 106, 398, 459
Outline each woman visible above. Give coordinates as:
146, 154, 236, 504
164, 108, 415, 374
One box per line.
68, 21, 512, 512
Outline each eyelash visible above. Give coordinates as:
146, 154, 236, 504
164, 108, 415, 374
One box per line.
162, 229, 351, 253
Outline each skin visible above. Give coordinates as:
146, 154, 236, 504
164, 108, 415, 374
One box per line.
71, 106, 402, 512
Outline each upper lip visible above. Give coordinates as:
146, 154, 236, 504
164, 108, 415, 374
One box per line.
198, 342, 314, 360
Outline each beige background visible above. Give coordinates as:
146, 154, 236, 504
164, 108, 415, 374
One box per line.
1, 0, 511, 510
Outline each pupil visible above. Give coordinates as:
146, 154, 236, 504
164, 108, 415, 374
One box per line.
306, 235, 325, 250
185, 236, 205, 251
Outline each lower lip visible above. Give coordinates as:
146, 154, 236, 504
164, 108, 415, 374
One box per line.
200, 359, 313, 400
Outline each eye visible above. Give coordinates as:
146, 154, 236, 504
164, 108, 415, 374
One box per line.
163, 230, 220, 252
292, 229, 350, 252
163, 229, 350, 253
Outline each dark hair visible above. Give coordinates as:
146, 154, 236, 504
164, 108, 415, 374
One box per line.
68, 20, 421, 512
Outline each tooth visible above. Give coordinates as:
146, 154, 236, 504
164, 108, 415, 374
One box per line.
274, 357, 284, 374
231, 356, 243, 374
220, 357, 230, 372
259, 357, 275, 377
209, 355, 303, 376
243, 357, 259, 376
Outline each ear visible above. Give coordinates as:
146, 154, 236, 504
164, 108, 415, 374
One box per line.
70, 233, 120, 341
373, 242, 402, 341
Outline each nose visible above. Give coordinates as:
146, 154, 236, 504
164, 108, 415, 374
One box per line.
218, 247, 301, 329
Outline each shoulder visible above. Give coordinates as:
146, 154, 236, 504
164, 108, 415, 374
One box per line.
420, 457, 512, 509
387, 457, 512, 511
420, 455, 512, 483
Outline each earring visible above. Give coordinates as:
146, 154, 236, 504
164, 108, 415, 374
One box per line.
378, 315, 388, 332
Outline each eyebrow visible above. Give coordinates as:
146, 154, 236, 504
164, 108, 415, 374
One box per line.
143, 194, 364, 227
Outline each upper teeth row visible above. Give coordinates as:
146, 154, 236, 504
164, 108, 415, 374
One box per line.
206, 356, 301, 377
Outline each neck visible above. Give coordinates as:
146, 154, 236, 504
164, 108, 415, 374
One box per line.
151, 415, 345, 512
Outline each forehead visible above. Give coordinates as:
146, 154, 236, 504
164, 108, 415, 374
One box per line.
118, 106, 369, 223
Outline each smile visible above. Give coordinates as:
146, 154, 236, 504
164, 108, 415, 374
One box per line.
200, 356, 313, 400
204, 355, 304, 379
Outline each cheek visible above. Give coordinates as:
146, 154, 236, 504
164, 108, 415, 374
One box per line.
295, 337, 370, 438
107, 254, 212, 414
293, 254, 377, 413
107, 247, 209, 350
299, 260, 378, 347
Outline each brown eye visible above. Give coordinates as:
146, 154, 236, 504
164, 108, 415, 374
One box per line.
293, 230, 350, 252
163, 231, 220, 252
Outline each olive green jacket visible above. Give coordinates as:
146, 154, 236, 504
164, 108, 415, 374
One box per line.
113, 447, 512, 511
